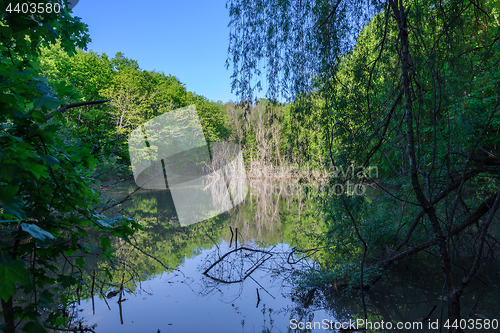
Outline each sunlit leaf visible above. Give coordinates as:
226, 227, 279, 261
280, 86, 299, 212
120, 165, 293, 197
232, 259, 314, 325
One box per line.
21, 223, 55, 241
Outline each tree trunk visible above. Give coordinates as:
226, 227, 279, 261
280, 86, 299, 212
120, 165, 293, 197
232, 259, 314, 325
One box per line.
1, 297, 15, 333
388, 0, 462, 329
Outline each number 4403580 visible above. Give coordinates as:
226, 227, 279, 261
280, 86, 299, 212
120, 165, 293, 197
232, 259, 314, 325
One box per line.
6, 2, 61, 14
444, 318, 498, 330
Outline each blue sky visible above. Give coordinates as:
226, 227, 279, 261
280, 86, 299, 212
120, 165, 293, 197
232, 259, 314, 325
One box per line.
72, 0, 238, 103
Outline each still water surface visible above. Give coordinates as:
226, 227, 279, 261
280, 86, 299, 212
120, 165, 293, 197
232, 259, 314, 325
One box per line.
71, 179, 500, 333
78, 242, 331, 333
75, 179, 332, 333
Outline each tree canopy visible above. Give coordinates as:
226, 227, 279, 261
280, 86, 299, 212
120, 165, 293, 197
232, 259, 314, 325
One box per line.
0, 2, 141, 332
226, 0, 500, 330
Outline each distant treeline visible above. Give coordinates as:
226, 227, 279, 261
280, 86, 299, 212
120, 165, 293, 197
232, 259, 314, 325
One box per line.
39, 45, 331, 181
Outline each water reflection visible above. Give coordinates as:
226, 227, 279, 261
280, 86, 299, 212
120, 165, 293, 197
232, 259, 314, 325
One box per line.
128, 106, 249, 227
75, 241, 329, 333
70, 178, 329, 332
69, 178, 500, 333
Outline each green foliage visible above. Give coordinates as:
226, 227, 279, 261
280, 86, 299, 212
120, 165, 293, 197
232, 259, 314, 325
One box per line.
226, 0, 375, 102
0, 1, 142, 331
0, 260, 31, 302
38, 46, 229, 180
227, 1, 500, 324
20, 223, 56, 242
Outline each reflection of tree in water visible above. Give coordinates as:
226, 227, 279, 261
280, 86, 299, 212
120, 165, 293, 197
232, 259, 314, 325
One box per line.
197, 235, 318, 301
196, 175, 322, 295
84, 177, 332, 331
203, 247, 273, 284
249, 179, 283, 238
232, 178, 303, 244
201, 158, 314, 245
200, 176, 500, 332
68, 173, 500, 333
283, 259, 500, 333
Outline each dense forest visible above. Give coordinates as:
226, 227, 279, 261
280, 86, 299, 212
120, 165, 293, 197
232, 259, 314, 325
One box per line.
226, 0, 500, 330
1, 0, 500, 332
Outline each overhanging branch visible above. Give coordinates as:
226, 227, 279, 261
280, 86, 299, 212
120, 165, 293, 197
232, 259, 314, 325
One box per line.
45, 100, 110, 121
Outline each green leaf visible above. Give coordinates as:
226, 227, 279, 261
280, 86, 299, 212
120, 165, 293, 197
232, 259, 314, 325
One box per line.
39, 289, 54, 307
61, 294, 70, 308
74, 257, 84, 268
58, 274, 75, 289
0, 186, 19, 201
26, 163, 49, 180
0, 260, 31, 302
40, 154, 60, 166
99, 236, 112, 250
31, 110, 47, 123
23, 320, 48, 333
0, 219, 21, 223
7, 134, 22, 142
2, 202, 25, 219
33, 95, 61, 110
1, 195, 25, 220
21, 223, 55, 241
103, 267, 113, 281
96, 216, 125, 228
